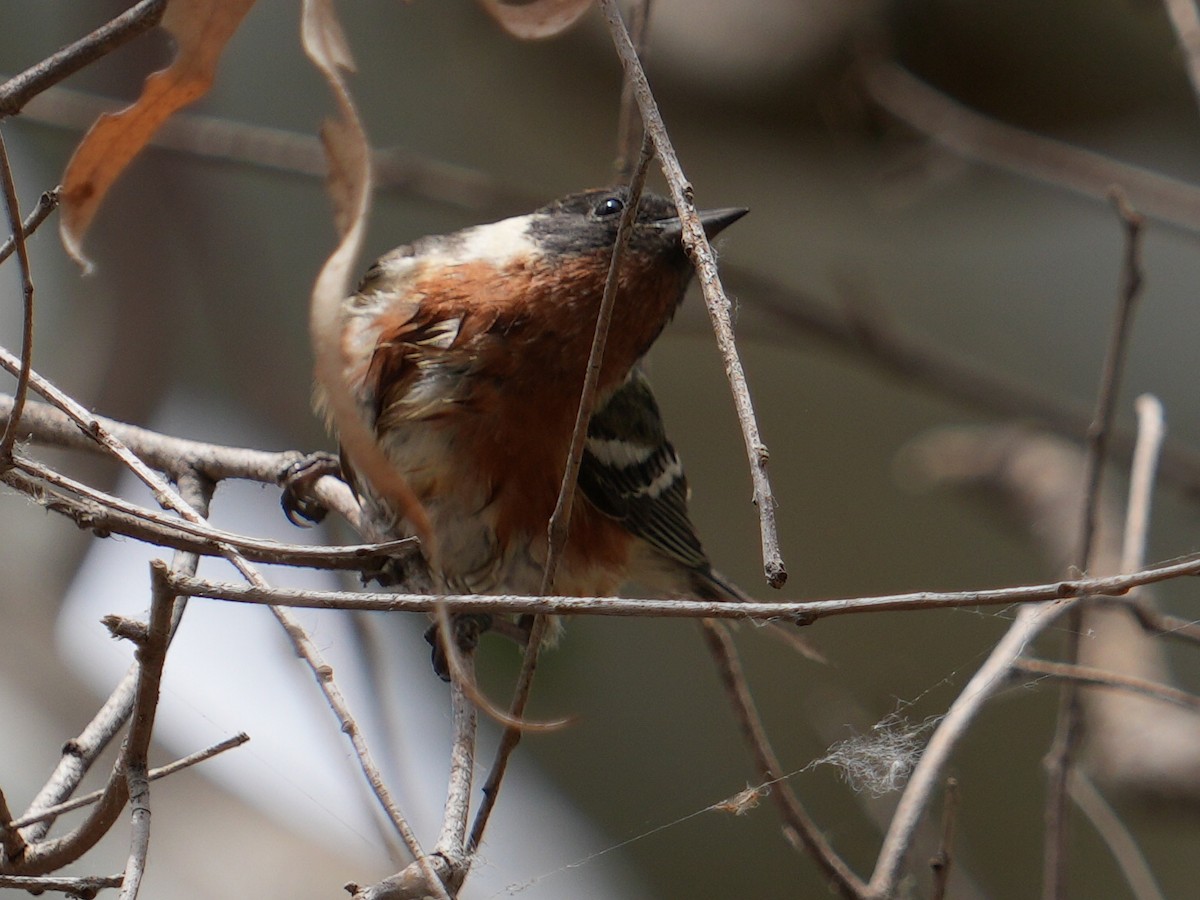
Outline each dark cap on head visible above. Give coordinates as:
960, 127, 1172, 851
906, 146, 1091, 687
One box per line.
528, 187, 747, 261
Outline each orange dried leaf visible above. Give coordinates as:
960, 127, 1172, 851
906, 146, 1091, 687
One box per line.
59, 0, 257, 269
477, 0, 591, 39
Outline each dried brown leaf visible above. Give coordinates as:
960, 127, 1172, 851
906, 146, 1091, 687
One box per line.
302, 0, 434, 551
58, 0, 257, 269
477, 0, 591, 39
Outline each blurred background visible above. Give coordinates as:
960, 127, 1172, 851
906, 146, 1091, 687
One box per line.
3, 1, 1200, 897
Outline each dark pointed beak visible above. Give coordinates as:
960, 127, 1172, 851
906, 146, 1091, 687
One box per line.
657, 206, 748, 239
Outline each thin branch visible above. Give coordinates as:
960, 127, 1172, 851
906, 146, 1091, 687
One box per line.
165, 547, 1200, 620
4, 452, 401, 569
3, 477, 212, 876
1161, 0, 1200, 120
5, 734, 249, 831
1126, 606, 1200, 646
117, 763, 149, 900
1077, 192, 1145, 569
463, 133, 656, 862
434, 658, 477, 880
929, 778, 959, 900
262, 584, 449, 898
1015, 657, 1200, 713
699, 620, 868, 898
598, 0, 788, 587
1043, 190, 1145, 900
20, 82, 537, 215
542, 135, 653, 594
0, 0, 168, 117
860, 54, 1200, 234
0, 873, 124, 895
115, 513, 196, 900
0, 129, 35, 461
0, 789, 25, 869
868, 601, 1062, 896
465, 614, 550, 858
1068, 771, 1166, 900
0, 186, 59, 265
1122, 395, 1165, 575
0, 391, 364, 529
613, 0, 653, 178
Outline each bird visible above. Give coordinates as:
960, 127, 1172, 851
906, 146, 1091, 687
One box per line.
321, 186, 763, 669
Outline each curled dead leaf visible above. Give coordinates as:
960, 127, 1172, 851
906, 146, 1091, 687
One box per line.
59, 0, 257, 270
302, 0, 435, 554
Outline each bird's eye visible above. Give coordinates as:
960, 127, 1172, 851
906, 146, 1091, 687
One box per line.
594, 196, 624, 217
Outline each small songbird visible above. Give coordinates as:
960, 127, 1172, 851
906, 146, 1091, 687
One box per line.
326, 187, 753, 654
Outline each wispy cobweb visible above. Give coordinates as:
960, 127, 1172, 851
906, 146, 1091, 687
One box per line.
815, 715, 942, 796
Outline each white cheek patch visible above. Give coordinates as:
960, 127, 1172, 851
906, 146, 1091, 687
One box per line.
438, 214, 542, 267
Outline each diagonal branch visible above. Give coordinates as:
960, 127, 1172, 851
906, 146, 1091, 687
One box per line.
700, 620, 867, 898
467, 131, 656, 865
598, 0, 788, 588
1043, 192, 1145, 900
0, 0, 167, 118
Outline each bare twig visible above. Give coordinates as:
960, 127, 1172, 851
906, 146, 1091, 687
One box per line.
0, 186, 59, 265
613, 0, 653, 178
598, 0, 787, 587
699, 620, 867, 898
0, 130, 35, 462
6, 734, 249, 831
0, 789, 25, 869
1122, 395, 1165, 575
868, 600, 1065, 897
464, 138, 656, 864
1126, 607, 1200, 646
0, 873, 124, 895
115, 515, 197, 900
861, 54, 1200, 234
5, 451, 399, 569
265, 588, 448, 896
1068, 771, 1166, 900
1043, 191, 1145, 900
1016, 658, 1200, 713
164, 548, 1200, 620
434, 660, 477, 880
2, 477, 211, 877
929, 778, 959, 900
430, 601, 567, 732
1162, 0, 1200, 119
118, 763, 150, 900
0, 391, 363, 529
20, 82, 536, 215
542, 136, 653, 594
0, 0, 168, 117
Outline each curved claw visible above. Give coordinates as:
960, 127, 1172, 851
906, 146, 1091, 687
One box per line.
279, 451, 342, 526
425, 614, 494, 682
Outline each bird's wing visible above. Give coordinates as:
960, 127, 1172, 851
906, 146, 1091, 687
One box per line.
577, 368, 712, 576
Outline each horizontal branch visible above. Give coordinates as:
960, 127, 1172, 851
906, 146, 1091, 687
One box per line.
165, 549, 1200, 621
4, 458, 406, 570
0, 873, 123, 895
1015, 658, 1200, 713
